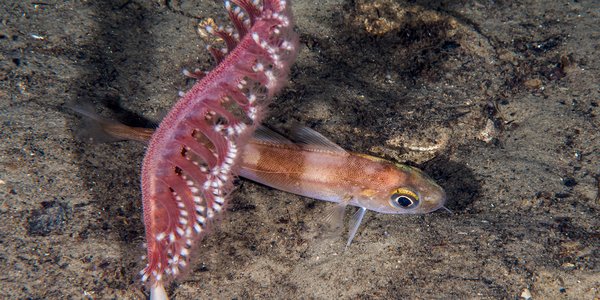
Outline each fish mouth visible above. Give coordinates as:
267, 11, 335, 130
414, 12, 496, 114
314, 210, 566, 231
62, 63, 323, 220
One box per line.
420, 187, 447, 213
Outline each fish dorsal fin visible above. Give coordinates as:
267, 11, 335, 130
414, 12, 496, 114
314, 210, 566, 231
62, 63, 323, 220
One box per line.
253, 125, 295, 145
289, 126, 348, 154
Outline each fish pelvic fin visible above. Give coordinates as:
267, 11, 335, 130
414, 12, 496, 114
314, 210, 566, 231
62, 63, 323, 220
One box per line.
346, 207, 367, 250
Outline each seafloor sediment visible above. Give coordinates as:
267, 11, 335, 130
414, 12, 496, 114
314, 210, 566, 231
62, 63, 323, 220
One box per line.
0, 0, 598, 298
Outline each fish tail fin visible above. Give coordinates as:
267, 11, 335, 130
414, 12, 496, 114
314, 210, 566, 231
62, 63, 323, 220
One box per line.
66, 101, 154, 143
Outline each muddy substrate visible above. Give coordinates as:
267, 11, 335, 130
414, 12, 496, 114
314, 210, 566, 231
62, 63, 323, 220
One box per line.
0, 0, 598, 299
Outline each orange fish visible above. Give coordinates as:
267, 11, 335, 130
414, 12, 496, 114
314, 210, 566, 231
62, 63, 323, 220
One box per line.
242, 126, 446, 246
70, 105, 447, 246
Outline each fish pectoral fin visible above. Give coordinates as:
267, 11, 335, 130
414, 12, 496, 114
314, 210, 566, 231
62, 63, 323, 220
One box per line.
345, 207, 367, 250
322, 202, 347, 237
322, 194, 354, 236
321, 195, 355, 240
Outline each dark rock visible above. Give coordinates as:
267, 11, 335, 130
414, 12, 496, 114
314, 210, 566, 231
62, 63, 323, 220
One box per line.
27, 200, 72, 236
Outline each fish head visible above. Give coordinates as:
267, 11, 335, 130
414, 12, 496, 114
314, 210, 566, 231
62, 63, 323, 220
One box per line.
356, 163, 446, 215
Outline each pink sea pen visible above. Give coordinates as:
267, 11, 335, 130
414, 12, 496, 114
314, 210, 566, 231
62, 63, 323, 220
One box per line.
139, 0, 298, 297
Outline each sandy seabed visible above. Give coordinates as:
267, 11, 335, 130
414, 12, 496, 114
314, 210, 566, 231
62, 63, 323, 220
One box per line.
0, 0, 598, 299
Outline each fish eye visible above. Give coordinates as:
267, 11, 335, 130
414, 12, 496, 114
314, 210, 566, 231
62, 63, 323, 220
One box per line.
390, 188, 420, 209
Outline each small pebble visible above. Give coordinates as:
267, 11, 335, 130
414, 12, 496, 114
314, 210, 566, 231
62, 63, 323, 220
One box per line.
523, 78, 542, 89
